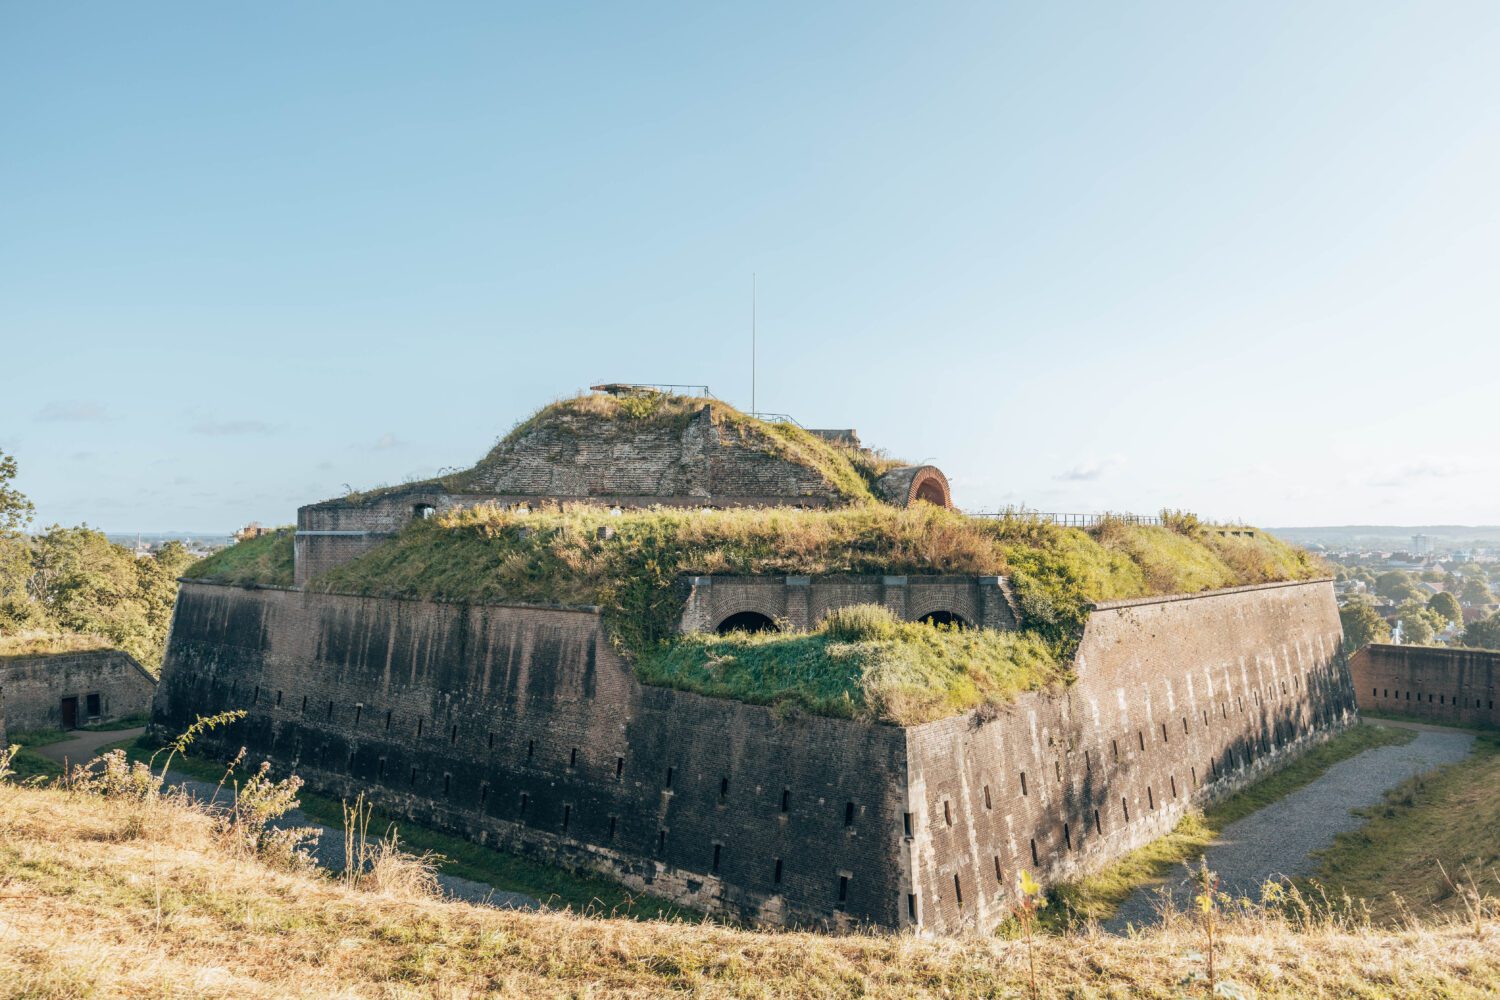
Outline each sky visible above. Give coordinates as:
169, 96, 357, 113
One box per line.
3, 2, 1498, 533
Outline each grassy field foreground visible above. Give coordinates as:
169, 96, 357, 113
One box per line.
2, 780, 1499, 999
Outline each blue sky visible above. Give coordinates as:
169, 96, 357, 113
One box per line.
3, 2, 1498, 532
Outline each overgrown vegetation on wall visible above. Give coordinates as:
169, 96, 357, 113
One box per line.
187, 527, 295, 587
337, 392, 910, 507
636, 604, 1065, 725
226, 502, 1328, 722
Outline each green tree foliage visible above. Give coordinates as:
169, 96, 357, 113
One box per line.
1395, 599, 1445, 646
17, 526, 187, 668
1462, 613, 1500, 651
1427, 591, 1463, 627
0, 450, 35, 535
1339, 596, 1391, 652
1459, 575, 1494, 607
0, 452, 191, 669
1375, 571, 1424, 604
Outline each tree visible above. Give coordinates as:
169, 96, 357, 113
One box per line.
1375, 571, 1424, 604
1428, 591, 1463, 627
1463, 613, 1500, 650
1339, 597, 1391, 651
1395, 599, 1444, 646
0, 449, 34, 536
1459, 576, 1494, 607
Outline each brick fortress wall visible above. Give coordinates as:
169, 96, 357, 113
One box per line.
153, 578, 1353, 932
0, 649, 157, 733
1351, 643, 1499, 727
154, 583, 910, 929
905, 579, 1354, 932
679, 575, 1020, 632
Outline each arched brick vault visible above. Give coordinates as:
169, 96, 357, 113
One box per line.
873, 465, 953, 509
709, 596, 788, 630
904, 590, 979, 626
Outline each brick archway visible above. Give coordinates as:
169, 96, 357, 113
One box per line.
716, 611, 779, 635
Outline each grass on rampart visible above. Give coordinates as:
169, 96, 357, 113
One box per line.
3, 778, 1499, 998
1313, 732, 1500, 924
1047, 722, 1417, 928
343, 392, 911, 507
296, 503, 1320, 723
637, 605, 1065, 725
187, 527, 295, 587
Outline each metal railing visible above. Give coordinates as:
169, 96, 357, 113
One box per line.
589, 382, 716, 398
748, 411, 806, 428
966, 510, 1164, 527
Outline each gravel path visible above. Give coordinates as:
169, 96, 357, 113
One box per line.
1108, 724, 1475, 931
33, 726, 147, 766
41, 727, 539, 911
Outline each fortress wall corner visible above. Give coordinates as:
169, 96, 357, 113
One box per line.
902, 579, 1356, 934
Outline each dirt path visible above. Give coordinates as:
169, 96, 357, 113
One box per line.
1108, 722, 1476, 931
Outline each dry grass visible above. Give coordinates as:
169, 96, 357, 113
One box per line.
1313, 733, 1500, 924
1, 783, 1498, 998
0, 629, 112, 658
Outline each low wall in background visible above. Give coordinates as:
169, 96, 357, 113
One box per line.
0, 649, 156, 734
1352, 643, 1499, 728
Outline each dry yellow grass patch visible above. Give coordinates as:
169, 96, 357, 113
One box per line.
0, 630, 113, 658
1, 783, 1498, 999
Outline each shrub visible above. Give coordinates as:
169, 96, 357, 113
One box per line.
820, 604, 899, 642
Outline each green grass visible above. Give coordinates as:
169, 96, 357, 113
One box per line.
81, 713, 151, 732
297, 504, 1321, 722
117, 735, 691, 921
1046, 721, 1417, 927
1359, 707, 1499, 733
8, 728, 73, 748
637, 604, 1066, 725
189, 527, 295, 586
1311, 732, 1500, 923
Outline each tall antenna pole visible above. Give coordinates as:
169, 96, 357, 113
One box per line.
751, 273, 757, 414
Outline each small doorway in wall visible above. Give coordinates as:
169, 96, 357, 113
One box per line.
919, 610, 969, 630
60, 696, 79, 730
86, 692, 102, 720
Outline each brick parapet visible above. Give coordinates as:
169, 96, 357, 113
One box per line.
1351, 643, 1499, 727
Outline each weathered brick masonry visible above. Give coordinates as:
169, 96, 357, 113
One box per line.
155, 584, 910, 929
678, 575, 1020, 632
154, 577, 1354, 932
1351, 643, 1499, 728
1, 649, 156, 734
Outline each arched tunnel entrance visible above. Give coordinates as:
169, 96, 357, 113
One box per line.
919, 610, 969, 630
716, 611, 779, 635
